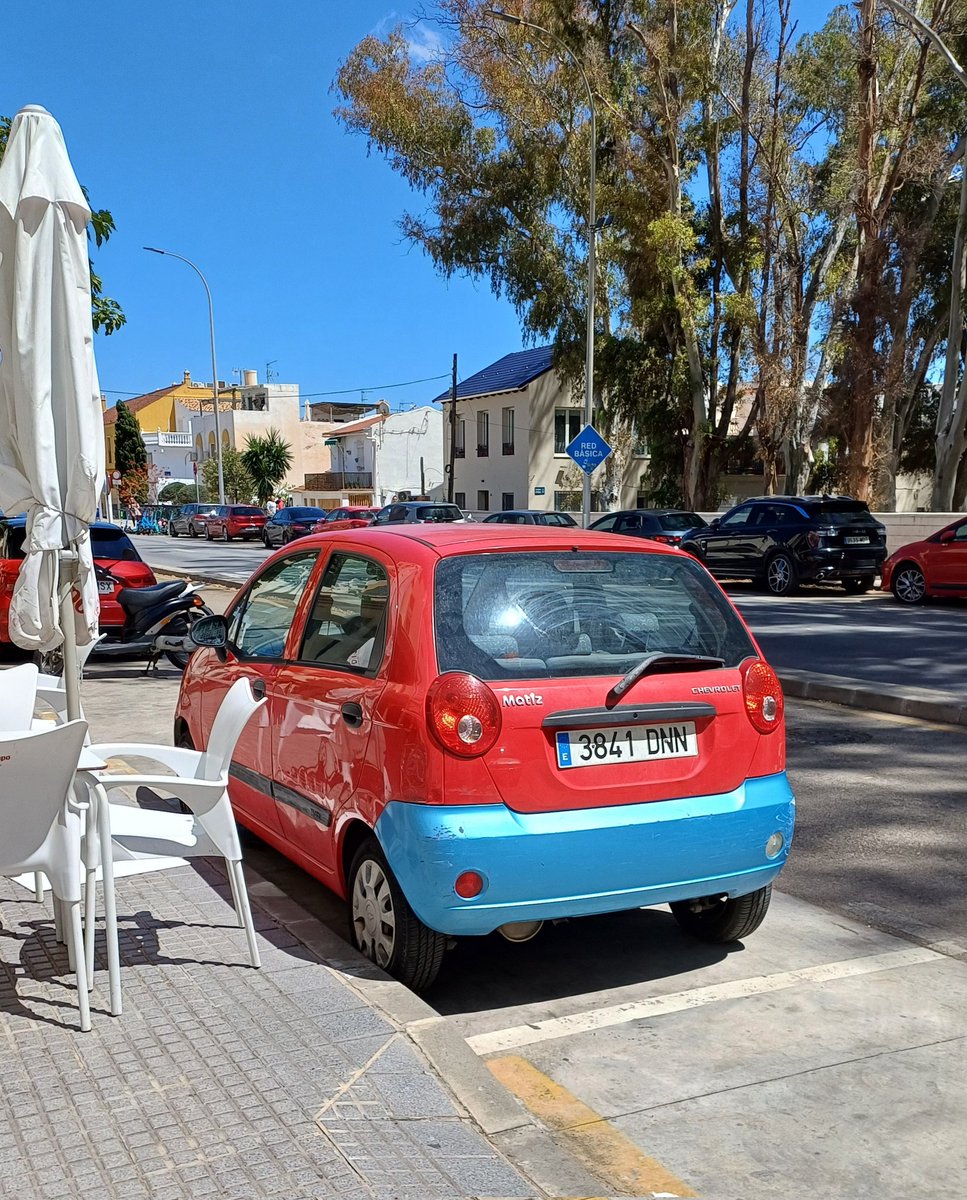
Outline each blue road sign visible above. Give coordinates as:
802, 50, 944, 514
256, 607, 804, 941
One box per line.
566, 424, 612, 476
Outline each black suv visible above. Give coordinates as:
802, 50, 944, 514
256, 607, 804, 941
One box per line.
680, 496, 887, 596
372, 502, 464, 524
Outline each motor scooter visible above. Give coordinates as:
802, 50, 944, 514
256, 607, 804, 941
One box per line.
38, 569, 215, 675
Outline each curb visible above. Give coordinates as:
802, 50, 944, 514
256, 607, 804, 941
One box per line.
150, 564, 238, 589
777, 668, 967, 727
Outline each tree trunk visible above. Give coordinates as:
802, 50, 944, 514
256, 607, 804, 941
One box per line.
934, 161, 967, 507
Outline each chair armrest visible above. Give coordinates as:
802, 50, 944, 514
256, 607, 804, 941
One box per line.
88, 743, 204, 777
95, 773, 226, 814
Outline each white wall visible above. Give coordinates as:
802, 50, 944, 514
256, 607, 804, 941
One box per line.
374, 407, 445, 504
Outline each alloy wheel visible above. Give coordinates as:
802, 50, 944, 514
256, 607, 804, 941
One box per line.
894, 565, 925, 604
766, 554, 794, 595
351, 858, 396, 967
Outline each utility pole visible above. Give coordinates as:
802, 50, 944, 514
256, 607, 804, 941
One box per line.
420, 456, 426, 498
447, 353, 458, 503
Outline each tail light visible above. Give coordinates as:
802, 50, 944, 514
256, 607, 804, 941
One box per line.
806, 531, 821, 548
652, 534, 680, 545
742, 659, 784, 734
426, 672, 501, 758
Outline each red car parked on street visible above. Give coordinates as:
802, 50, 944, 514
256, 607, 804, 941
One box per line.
176, 524, 793, 992
0, 516, 156, 643
310, 506, 381, 535
205, 505, 268, 542
881, 516, 967, 603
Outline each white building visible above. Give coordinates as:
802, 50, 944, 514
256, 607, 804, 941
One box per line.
297, 406, 445, 508
442, 347, 650, 517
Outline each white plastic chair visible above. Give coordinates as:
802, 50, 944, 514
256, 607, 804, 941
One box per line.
83, 679, 266, 1004
0, 663, 40, 732
0, 720, 92, 1030
34, 634, 104, 728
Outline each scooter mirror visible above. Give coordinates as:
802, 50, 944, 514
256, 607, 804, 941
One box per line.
190, 614, 229, 649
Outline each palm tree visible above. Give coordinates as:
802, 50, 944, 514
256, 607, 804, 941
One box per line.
242, 428, 294, 506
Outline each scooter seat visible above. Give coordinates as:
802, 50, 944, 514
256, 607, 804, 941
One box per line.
117, 581, 186, 611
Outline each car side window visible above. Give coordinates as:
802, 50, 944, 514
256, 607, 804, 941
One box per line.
720, 506, 752, 528
954, 522, 967, 541
616, 514, 643, 532
229, 552, 318, 660
592, 515, 617, 532
298, 554, 389, 673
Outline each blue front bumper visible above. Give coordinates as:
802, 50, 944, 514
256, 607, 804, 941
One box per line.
375, 772, 795, 936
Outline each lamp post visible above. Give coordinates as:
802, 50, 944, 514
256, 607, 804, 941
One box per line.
144, 247, 225, 503
486, 9, 597, 526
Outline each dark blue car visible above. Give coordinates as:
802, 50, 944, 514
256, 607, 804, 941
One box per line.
262, 506, 327, 548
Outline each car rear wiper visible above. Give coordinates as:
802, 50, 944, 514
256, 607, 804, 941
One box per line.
607, 653, 726, 705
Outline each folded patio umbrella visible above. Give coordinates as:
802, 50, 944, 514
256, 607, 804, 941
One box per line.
0, 105, 105, 689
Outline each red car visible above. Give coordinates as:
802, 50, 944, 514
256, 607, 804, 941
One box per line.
881, 516, 967, 603
310, 506, 381, 535
0, 517, 156, 641
176, 525, 793, 992
205, 505, 268, 542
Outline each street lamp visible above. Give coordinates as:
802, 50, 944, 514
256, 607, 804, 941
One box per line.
144, 247, 225, 503
486, 9, 598, 526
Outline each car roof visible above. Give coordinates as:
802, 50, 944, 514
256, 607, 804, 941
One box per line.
488, 509, 566, 517
291, 522, 684, 560
1, 515, 128, 532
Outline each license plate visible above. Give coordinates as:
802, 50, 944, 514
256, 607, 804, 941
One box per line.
97, 581, 114, 595
844, 536, 869, 545
555, 721, 698, 769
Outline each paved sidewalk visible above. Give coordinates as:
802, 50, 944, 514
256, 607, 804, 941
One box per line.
0, 859, 536, 1200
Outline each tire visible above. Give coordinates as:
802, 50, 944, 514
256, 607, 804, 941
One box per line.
164, 608, 213, 670
843, 575, 874, 595
891, 562, 926, 604
764, 551, 798, 596
670, 885, 772, 943
222, 526, 230, 541
262, 532, 271, 548
170, 526, 179, 539
348, 836, 447, 993
681, 541, 704, 562
189, 524, 198, 538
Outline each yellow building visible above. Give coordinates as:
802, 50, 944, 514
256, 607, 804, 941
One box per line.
103, 370, 234, 472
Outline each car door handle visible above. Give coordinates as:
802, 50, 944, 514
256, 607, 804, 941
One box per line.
251, 679, 266, 700
341, 702, 364, 728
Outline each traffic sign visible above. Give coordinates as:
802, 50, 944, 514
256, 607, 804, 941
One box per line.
111, 470, 121, 482
565, 424, 612, 476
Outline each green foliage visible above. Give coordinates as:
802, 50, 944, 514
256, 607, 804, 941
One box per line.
158, 482, 197, 505
113, 401, 147, 476
200, 448, 254, 504
241, 428, 294, 505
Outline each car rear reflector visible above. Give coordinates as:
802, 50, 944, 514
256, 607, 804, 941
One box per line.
426, 672, 501, 758
741, 659, 784, 734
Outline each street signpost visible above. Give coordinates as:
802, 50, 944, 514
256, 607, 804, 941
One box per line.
565, 424, 612, 476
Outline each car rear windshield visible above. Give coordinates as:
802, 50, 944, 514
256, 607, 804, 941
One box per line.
287, 508, 324, 520
418, 506, 463, 522
90, 528, 141, 561
435, 551, 755, 680
810, 501, 877, 526
658, 511, 705, 530
231, 507, 264, 517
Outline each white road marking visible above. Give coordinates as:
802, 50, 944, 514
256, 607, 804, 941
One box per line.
465, 946, 943, 1056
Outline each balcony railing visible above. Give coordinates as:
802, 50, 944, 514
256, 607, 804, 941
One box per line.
142, 430, 194, 447
303, 471, 373, 491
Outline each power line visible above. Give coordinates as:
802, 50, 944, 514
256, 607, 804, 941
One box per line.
101, 371, 451, 402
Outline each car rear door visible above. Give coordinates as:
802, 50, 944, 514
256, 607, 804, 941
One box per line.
698, 505, 753, 573
201, 550, 321, 837
269, 549, 392, 882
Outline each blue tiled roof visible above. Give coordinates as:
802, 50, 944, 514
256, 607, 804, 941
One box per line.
433, 346, 554, 403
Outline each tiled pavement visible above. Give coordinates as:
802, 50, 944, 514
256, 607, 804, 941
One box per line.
0, 859, 536, 1200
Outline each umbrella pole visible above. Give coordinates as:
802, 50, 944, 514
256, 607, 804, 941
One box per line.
59, 549, 82, 723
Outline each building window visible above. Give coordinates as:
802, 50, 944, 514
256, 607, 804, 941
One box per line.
502, 407, 515, 455
477, 489, 490, 512
501, 492, 515, 511
454, 419, 465, 459
455, 491, 466, 510
633, 428, 650, 458
554, 490, 604, 514
554, 408, 582, 454
476, 411, 489, 456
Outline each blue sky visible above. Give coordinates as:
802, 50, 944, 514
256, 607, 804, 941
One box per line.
4, 1, 832, 414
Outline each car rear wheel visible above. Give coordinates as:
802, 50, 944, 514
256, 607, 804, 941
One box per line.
892, 563, 926, 604
843, 575, 875, 595
764, 552, 798, 596
262, 531, 271, 548
170, 525, 179, 538
189, 524, 198, 538
348, 837, 446, 993
670, 885, 772, 943
221, 526, 230, 541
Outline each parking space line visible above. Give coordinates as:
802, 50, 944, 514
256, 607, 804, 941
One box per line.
488, 1054, 696, 1199
468, 946, 941, 1056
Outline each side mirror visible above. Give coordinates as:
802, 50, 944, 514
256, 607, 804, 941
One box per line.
190, 614, 229, 661
709, 517, 721, 528
939, 528, 956, 544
